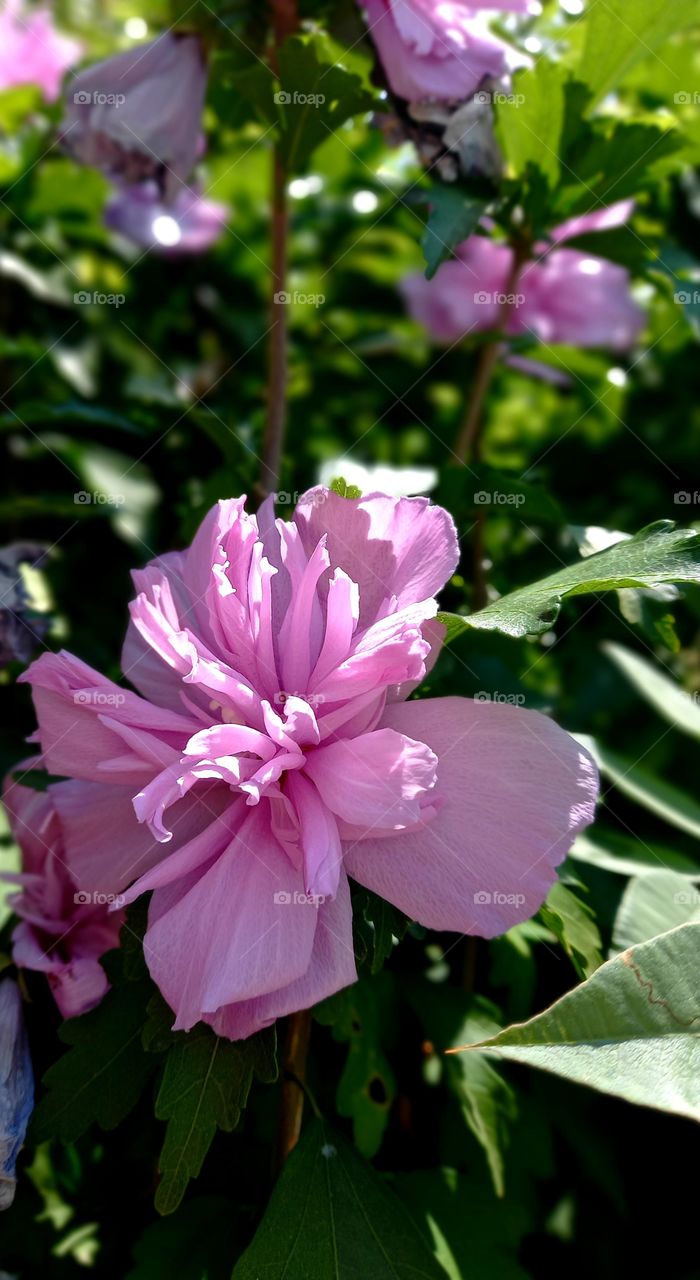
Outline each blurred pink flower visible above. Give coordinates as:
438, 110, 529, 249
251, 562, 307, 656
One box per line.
105, 181, 228, 254
402, 199, 645, 351
20, 490, 597, 1039
361, 0, 534, 102
0, 0, 81, 102
3, 766, 124, 1018
62, 32, 206, 201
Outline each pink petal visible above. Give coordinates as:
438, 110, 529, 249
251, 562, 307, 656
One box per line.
285, 771, 343, 900
305, 726, 438, 830
204, 872, 357, 1041
344, 697, 597, 936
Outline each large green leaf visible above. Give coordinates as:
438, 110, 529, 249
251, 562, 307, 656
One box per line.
440, 522, 700, 641
495, 62, 566, 188
452, 923, 700, 1123
231, 1118, 447, 1279
604, 642, 700, 739
611, 871, 700, 952
579, 0, 692, 106
154, 1026, 277, 1215
315, 977, 397, 1159
581, 736, 700, 840
539, 881, 603, 979
421, 187, 489, 279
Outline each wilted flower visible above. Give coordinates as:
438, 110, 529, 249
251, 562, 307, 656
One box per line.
21, 489, 597, 1040
105, 181, 228, 254
361, 0, 534, 103
62, 33, 207, 201
402, 200, 645, 351
3, 767, 124, 1018
0, 0, 81, 102
0, 544, 49, 668
0, 980, 33, 1211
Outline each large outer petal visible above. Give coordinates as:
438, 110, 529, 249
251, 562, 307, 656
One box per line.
204, 872, 357, 1041
344, 697, 597, 936
294, 488, 459, 627
144, 805, 319, 1030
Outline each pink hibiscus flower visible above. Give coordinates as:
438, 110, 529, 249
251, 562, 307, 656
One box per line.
402, 200, 646, 352
0, 0, 81, 103
3, 765, 124, 1018
361, 0, 535, 103
20, 489, 597, 1040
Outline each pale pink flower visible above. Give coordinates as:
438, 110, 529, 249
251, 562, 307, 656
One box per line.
3, 765, 124, 1018
105, 182, 228, 254
62, 33, 206, 202
402, 200, 645, 352
0, 0, 81, 102
362, 0, 534, 102
20, 490, 597, 1040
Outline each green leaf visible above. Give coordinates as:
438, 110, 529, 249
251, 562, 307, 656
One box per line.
231, 1118, 447, 1279
128, 1196, 242, 1280
353, 885, 409, 974
581, 736, 700, 840
31, 968, 158, 1144
154, 1025, 277, 1215
539, 882, 603, 979
452, 923, 700, 1122
579, 0, 693, 107
329, 475, 362, 499
439, 522, 700, 641
327, 979, 396, 1159
571, 830, 700, 880
603, 642, 700, 739
612, 871, 700, 952
495, 62, 566, 189
276, 37, 375, 173
421, 187, 489, 279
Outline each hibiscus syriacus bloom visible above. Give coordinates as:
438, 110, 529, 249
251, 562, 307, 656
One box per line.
3, 767, 124, 1018
20, 490, 597, 1040
105, 182, 228, 254
0, 0, 81, 102
62, 33, 206, 202
402, 200, 646, 351
361, 0, 535, 102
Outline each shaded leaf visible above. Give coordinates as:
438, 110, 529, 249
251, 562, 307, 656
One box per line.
612, 870, 700, 952
421, 187, 489, 279
540, 881, 603, 979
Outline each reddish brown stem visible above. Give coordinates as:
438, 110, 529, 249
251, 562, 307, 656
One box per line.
273, 1007, 312, 1175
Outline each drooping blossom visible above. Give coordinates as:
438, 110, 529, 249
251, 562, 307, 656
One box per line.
20, 489, 597, 1040
2, 767, 124, 1018
105, 181, 228, 254
62, 33, 207, 202
0, 980, 33, 1211
402, 200, 645, 352
362, 0, 535, 103
0, 0, 81, 103
0, 544, 49, 668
